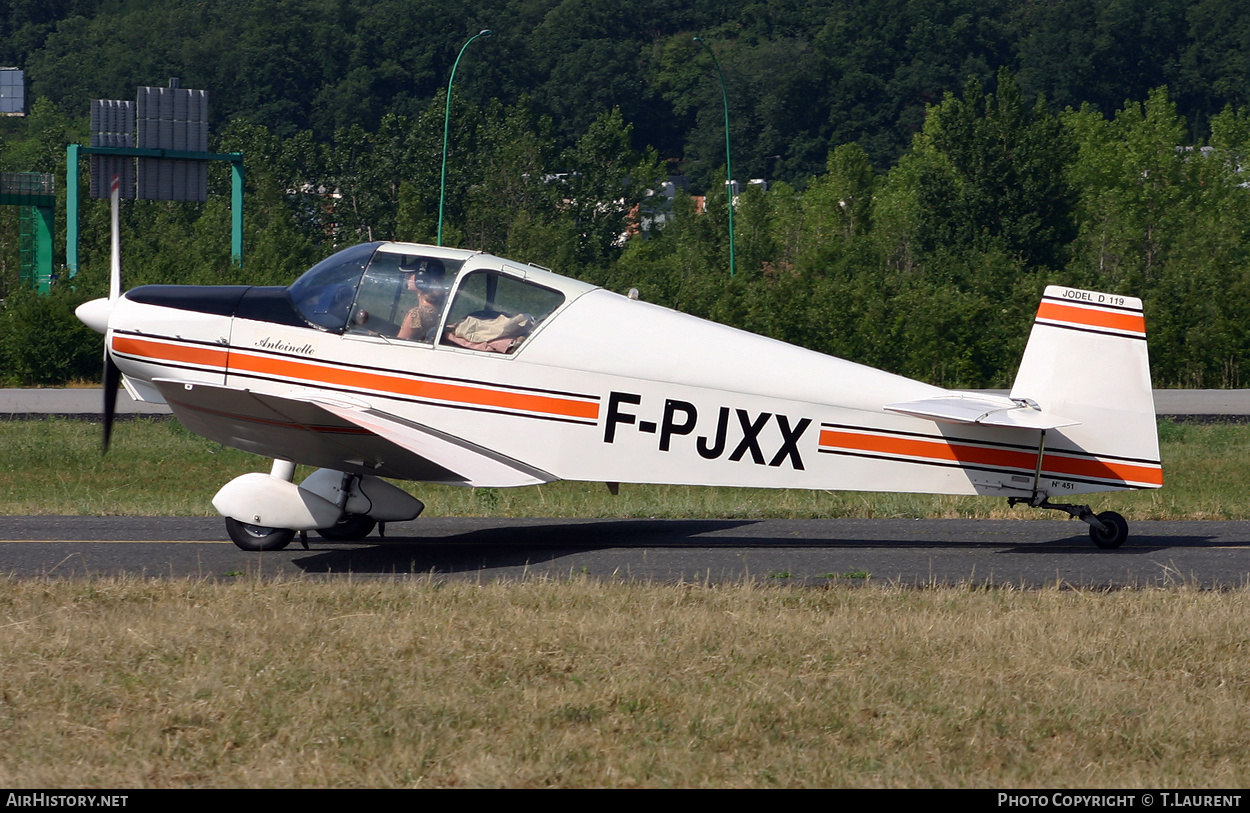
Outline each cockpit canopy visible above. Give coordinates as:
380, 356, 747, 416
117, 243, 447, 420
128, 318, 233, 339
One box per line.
288, 241, 380, 331
286, 242, 578, 355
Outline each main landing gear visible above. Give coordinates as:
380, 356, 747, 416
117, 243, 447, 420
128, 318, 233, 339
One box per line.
214, 461, 424, 552
224, 518, 296, 552
223, 514, 378, 551
1008, 495, 1130, 549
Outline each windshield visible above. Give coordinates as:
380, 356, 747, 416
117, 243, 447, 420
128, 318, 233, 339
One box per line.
287, 242, 380, 331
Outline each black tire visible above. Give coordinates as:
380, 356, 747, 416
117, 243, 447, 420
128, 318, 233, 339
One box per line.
225, 517, 295, 551
1089, 510, 1128, 549
315, 513, 377, 541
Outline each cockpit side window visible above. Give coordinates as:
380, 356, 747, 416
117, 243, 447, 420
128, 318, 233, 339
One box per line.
441, 270, 565, 354
345, 253, 462, 343
287, 242, 379, 332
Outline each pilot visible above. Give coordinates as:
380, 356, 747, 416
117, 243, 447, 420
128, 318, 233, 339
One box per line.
397, 258, 447, 341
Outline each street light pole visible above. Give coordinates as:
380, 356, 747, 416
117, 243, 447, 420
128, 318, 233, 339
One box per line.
693, 36, 735, 277
438, 29, 492, 247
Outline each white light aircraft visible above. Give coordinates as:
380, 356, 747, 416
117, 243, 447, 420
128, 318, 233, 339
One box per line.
75, 240, 1161, 550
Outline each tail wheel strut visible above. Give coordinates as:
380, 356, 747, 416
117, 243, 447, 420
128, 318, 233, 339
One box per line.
1009, 496, 1130, 549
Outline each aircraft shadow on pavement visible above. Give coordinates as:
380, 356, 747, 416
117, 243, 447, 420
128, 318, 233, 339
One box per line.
289, 519, 755, 575
999, 534, 1224, 555
283, 519, 1230, 575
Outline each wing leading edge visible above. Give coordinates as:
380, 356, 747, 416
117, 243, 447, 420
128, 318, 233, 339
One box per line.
148, 378, 556, 487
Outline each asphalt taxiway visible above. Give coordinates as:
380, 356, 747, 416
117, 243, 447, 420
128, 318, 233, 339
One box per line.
2, 516, 1248, 588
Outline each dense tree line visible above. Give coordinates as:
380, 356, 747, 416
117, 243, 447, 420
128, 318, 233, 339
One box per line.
1, 1, 1250, 387
6, 0, 1250, 184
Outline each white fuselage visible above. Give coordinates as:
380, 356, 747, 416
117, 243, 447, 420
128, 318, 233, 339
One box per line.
102, 244, 1160, 498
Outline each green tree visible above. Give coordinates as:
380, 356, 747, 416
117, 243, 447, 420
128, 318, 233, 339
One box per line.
785, 142, 877, 273
558, 108, 665, 270
1012, 0, 1189, 117
917, 70, 1077, 270
457, 101, 562, 257
0, 284, 100, 385
1064, 87, 1191, 286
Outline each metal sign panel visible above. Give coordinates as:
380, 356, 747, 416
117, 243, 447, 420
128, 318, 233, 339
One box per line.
90, 100, 136, 199
135, 86, 208, 202
0, 68, 24, 116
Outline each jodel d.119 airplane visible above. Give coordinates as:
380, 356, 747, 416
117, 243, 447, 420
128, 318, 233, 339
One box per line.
75, 240, 1161, 551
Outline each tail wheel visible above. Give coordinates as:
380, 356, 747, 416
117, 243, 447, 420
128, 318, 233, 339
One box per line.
1089, 511, 1129, 549
225, 517, 295, 551
315, 513, 377, 541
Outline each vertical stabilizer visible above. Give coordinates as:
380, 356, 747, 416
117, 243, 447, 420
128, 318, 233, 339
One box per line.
1009, 285, 1161, 489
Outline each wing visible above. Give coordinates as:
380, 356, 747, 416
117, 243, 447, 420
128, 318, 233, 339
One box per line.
149, 378, 556, 487
885, 392, 1080, 430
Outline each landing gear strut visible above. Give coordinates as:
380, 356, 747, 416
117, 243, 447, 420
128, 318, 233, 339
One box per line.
1009, 495, 1129, 549
315, 513, 377, 541
215, 463, 425, 551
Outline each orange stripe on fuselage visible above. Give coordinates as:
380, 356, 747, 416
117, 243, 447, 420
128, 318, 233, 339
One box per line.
113, 335, 599, 421
112, 335, 229, 369
1035, 301, 1146, 335
818, 429, 1162, 487
1042, 451, 1163, 487
228, 351, 599, 420
820, 429, 1036, 471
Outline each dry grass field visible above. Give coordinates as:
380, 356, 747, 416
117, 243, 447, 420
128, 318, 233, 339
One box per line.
2, 576, 1250, 788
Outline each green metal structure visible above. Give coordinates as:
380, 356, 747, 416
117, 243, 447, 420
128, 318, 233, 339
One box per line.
0, 171, 55, 293
65, 144, 244, 277
694, 36, 736, 278
438, 29, 492, 247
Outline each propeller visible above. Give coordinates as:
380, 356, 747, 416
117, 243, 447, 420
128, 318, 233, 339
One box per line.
102, 349, 120, 452
73, 172, 125, 451
72, 296, 121, 450
102, 172, 123, 451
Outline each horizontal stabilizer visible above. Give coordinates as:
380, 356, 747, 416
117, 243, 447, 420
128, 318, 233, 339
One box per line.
885, 393, 1080, 430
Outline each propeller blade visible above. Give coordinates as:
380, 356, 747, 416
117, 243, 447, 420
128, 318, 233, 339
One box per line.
109, 173, 122, 301
102, 349, 120, 453
101, 172, 124, 452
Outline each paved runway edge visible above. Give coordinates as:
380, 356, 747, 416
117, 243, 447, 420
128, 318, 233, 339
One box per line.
2, 516, 1249, 588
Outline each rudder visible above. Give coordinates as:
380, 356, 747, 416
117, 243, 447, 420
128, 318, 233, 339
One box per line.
1009, 285, 1161, 491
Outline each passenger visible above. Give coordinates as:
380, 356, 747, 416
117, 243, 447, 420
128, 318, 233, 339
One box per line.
397, 258, 446, 341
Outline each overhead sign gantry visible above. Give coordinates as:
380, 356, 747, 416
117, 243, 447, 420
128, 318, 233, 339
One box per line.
66, 80, 244, 278
1, 171, 54, 292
